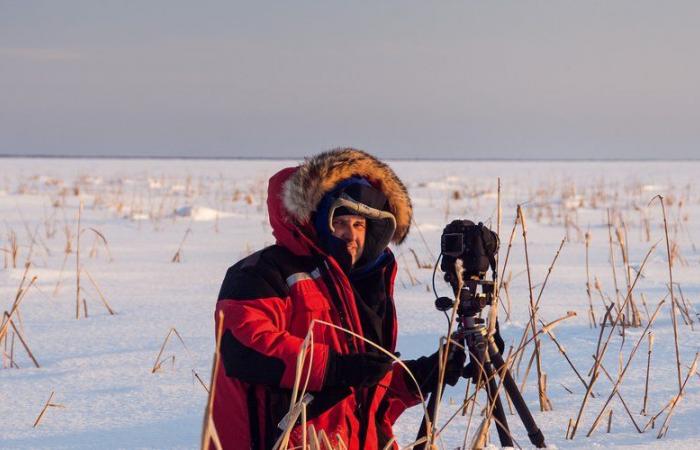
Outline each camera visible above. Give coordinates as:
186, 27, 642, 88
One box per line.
437, 219, 499, 317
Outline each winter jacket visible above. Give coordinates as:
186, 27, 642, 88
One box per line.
210, 149, 419, 450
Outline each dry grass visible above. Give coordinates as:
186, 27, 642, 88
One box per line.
32, 391, 65, 428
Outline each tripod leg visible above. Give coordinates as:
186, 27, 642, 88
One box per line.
482, 362, 514, 448
416, 392, 436, 450
488, 341, 547, 448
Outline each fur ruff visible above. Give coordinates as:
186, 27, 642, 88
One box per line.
282, 148, 412, 244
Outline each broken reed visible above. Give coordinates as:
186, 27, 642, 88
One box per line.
171, 227, 192, 263
151, 327, 196, 374
32, 391, 64, 427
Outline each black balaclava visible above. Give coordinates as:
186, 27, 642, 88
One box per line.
313, 177, 396, 273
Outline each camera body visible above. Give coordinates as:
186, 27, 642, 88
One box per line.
439, 219, 499, 317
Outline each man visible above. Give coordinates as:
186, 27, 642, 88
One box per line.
210, 148, 465, 449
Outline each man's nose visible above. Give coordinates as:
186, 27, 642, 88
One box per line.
341, 226, 358, 242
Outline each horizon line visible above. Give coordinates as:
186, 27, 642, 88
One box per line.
1, 153, 699, 163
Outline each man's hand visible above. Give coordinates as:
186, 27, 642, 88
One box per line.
403, 345, 466, 394
324, 350, 394, 388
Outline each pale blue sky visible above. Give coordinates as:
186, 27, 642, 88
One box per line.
2, 1, 699, 159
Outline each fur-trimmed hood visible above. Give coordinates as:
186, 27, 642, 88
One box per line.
281, 148, 412, 244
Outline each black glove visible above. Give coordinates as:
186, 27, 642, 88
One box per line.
404, 345, 466, 394
324, 350, 394, 388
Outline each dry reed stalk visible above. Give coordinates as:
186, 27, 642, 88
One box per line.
301, 403, 307, 450
607, 409, 613, 433
21, 219, 51, 264
32, 391, 64, 427
307, 423, 320, 450
585, 298, 665, 437
606, 211, 624, 323
13, 261, 32, 304
0, 275, 37, 342
585, 230, 596, 328
657, 352, 699, 438
518, 345, 537, 393
410, 216, 436, 264
200, 310, 224, 450
318, 430, 333, 450
640, 293, 652, 323
171, 227, 192, 263
7, 229, 19, 268
566, 418, 573, 439
2, 312, 39, 367
516, 205, 550, 411
569, 305, 614, 439
151, 327, 192, 373
651, 195, 683, 392
513, 212, 565, 408
75, 201, 83, 319
641, 332, 654, 415
192, 369, 210, 393
482, 185, 504, 359
469, 348, 520, 449
306, 320, 429, 447
594, 359, 643, 432
497, 178, 502, 239
461, 376, 482, 448
501, 272, 513, 322
381, 437, 396, 450
508, 311, 578, 371
424, 259, 466, 448
63, 223, 73, 254
85, 227, 113, 261
497, 212, 519, 292
409, 248, 432, 269
588, 241, 657, 368
403, 263, 419, 287
593, 277, 612, 311
616, 225, 642, 327
53, 251, 70, 296
274, 325, 318, 450
674, 283, 695, 329
83, 269, 116, 315
538, 319, 592, 397
335, 434, 348, 450
643, 400, 671, 432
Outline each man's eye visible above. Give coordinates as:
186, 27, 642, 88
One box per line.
355, 222, 366, 229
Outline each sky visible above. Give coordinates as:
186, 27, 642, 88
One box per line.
2, 1, 700, 160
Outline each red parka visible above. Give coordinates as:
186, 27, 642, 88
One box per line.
210, 150, 420, 449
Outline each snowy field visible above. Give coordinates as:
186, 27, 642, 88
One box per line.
1, 157, 699, 449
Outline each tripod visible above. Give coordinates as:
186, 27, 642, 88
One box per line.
417, 314, 546, 449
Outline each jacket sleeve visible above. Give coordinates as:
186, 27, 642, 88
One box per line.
380, 363, 424, 424
215, 261, 330, 392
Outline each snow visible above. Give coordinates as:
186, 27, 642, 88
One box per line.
172, 206, 234, 222
1, 158, 699, 449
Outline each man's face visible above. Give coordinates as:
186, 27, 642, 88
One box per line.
331, 215, 367, 266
